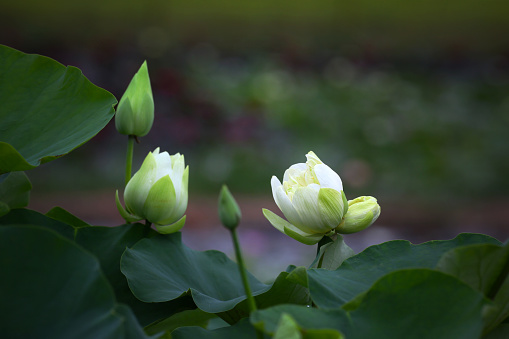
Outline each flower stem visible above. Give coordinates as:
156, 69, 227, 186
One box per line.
230, 229, 263, 338
230, 229, 257, 312
125, 135, 135, 186
144, 220, 152, 237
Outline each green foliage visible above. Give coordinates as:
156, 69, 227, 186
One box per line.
172, 318, 259, 339
144, 309, 217, 337
253, 269, 487, 339
45, 206, 90, 227
0, 45, 116, 173
121, 233, 269, 312
310, 235, 355, 270
0, 225, 147, 338
306, 233, 501, 308
0, 208, 76, 239
0, 172, 31, 216
436, 242, 509, 335
2, 45, 508, 339
120, 233, 310, 325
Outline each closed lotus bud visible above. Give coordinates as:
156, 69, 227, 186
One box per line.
115, 61, 154, 137
218, 185, 242, 230
263, 151, 348, 245
116, 148, 188, 234
335, 196, 380, 234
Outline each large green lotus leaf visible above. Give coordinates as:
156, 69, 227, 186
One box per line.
0, 208, 76, 239
121, 233, 272, 314
217, 267, 311, 325
484, 323, 509, 339
46, 206, 90, 227
307, 233, 501, 308
172, 318, 259, 339
435, 242, 509, 334
0, 208, 194, 326
0, 172, 31, 217
0, 225, 147, 338
272, 312, 345, 339
144, 309, 218, 337
0, 45, 117, 173
75, 224, 196, 326
252, 269, 486, 339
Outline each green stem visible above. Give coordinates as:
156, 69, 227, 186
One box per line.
144, 220, 152, 237
231, 229, 257, 312
125, 135, 135, 186
230, 229, 263, 339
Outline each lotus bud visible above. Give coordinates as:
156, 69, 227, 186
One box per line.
115, 61, 154, 137
116, 148, 188, 234
263, 151, 348, 245
336, 196, 380, 234
218, 185, 242, 230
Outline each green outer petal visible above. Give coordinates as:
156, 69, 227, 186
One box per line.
292, 187, 327, 234
317, 188, 344, 229
172, 165, 189, 220
283, 226, 324, 245
143, 175, 176, 224
115, 97, 135, 135
337, 196, 380, 234
263, 208, 293, 234
338, 211, 374, 234
134, 91, 154, 137
155, 215, 186, 234
218, 185, 241, 230
115, 190, 142, 223
263, 209, 322, 245
341, 191, 348, 216
124, 152, 157, 216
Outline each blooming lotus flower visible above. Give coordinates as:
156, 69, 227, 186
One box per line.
115, 61, 154, 137
336, 196, 381, 234
263, 151, 348, 245
116, 148, 188, 234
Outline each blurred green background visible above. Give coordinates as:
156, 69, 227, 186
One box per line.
1, 0, 508, 266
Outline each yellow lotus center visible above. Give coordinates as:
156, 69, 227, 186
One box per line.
283, 163, 320, 202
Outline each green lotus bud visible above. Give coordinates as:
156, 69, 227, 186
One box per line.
218, 185, 242, 230
115, 61, 154, 137
335, 196, 380, 234
116, 147, 188, 234
263, 151, 348, 245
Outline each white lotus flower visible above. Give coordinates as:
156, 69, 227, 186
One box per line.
263, 151, 348, 245
116, 147, 188, 234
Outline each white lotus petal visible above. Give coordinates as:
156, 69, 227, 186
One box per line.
153, 150, 172, 182
271, 176, 283, 202
283, 163, 306, 182
292, 186, 330, 234
169, 154, 185, 196
274, 185, 303, 227
305, 151, 323, 166
314, 164, 343, 192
